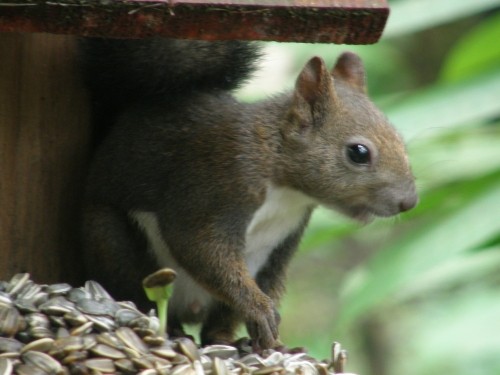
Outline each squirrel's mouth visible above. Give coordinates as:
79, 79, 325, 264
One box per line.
337, 199, 408, 223
348, 209, 375, 224
330, 203, 374, 224
329, 199, 402, 224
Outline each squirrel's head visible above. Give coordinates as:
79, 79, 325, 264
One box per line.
278, 52, 418, 222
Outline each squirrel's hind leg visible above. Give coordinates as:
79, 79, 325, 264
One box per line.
82, 204, 158, 310
200, 301, 242, 346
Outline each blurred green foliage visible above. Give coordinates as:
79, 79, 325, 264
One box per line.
239, 1, 500, 374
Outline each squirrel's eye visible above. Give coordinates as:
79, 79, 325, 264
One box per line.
347, 144, 371, 164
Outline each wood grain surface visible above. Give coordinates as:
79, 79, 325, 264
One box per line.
0, 33, 90, 284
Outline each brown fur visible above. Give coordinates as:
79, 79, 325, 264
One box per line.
82, 40, 417, 350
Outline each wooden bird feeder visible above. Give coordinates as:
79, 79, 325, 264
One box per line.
0, 0, 389, 285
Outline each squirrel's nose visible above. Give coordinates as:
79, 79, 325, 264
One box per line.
399, 193, 418, 212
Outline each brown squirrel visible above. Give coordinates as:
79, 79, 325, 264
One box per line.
79, 38, 417, 350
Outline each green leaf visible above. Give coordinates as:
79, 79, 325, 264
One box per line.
335, 176, 500, 331
396, 246, 500, 299
386, 70, 500, 140
383, 0, 500, 38
393, 285, 500, 375
300, 209, 358, 252
408, 125, 500, 190
441, 12, 500, 82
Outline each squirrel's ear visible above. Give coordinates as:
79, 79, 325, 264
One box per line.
331, 52, 367, 93
295, 56, 336, 107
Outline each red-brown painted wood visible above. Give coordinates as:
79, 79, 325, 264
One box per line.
0, 0, 389, 44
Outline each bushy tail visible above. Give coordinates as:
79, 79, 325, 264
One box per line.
79, 38, 261, 143
80, 37, 260, 106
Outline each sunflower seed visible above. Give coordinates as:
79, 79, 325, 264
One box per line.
0, 337, 23, 352
7, 273, 30, 296
253, 365, 284, 375
69, 320, 94, 336
116, 327, 148, 354
75, 299, 112, 316
212, 357, 228, 375
15, 299, 38, 314
22, 350, 62, 374
139, 369, 158, 375
84, 315, 114, 332
176, 338, 200, 362
0, 306, 24, 337
84, 358, 116, 373
17, 282, 42, 301
84, 281, 113, 301
116, 308, 142, 326
20, 338, 55, 354
39, 297, 75, 316
143, 335, 166, 347
150, 347, 177, 360
61, 350, 87, 365
46, 283, 72, 296
171, 364, 195, 375
63, 311, 88, 327
52, 336, 84, 354
132, 356, 155, 369
0, 293, 13, 308
90, 344, 127, 359
0, 274, 354, 375
14, 363, 46, 375
115, 358, 135, 373
202, 345, 238, 360
0, 358, 13, 375
66, 288, 91, 303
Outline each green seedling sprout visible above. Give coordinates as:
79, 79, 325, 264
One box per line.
142, 268, 177, 336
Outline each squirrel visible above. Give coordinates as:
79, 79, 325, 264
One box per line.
79, 37, 418, 350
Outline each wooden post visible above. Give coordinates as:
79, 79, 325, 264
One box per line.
0, 33, 90, 284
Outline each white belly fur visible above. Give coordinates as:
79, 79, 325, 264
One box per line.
244, 185, 316, 276
130, 210, 212, 322
130, 184, 315, 322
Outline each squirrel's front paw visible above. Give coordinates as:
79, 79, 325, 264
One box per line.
246, 298, 280, 351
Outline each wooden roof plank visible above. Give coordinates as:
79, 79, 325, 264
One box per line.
0, 0, 389, 44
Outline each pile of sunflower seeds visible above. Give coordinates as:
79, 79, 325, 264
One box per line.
0, 273, 356, 375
